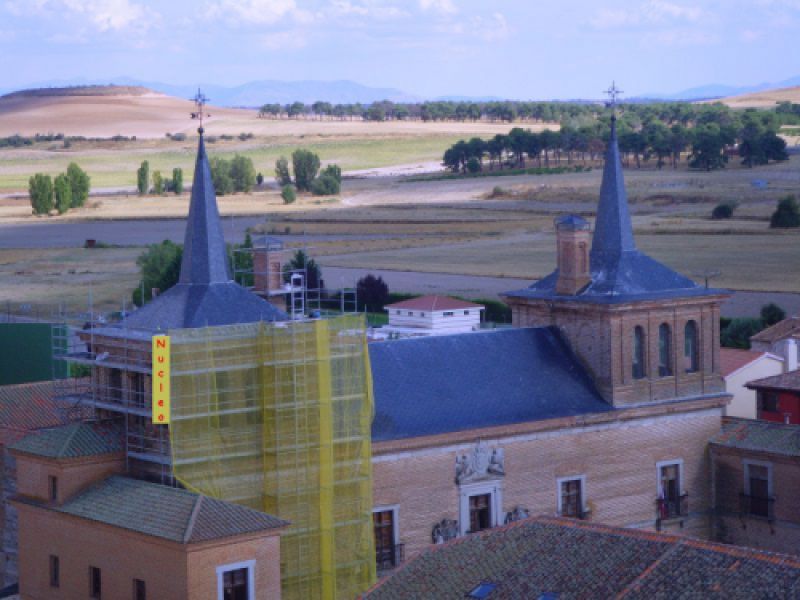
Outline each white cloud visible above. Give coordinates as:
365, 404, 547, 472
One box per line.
652, 29, 719, 46
205, 0, 313, 26
590, 0, 704, 29
739, 29, 764, 42
330, 0, 407, 19
4, 0, 152, 32
419, 0, 456, 15
480, 12, 510, 42
261, 28, 307, 49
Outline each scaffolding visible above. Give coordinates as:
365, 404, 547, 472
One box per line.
168, 314, 376, 600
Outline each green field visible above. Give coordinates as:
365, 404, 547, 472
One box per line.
0, 134, 463, 192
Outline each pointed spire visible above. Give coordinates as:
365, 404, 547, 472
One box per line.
178, 129, 232, 285
590, 113, 637, 270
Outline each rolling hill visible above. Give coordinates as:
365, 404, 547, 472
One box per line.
711, 86, 800, 108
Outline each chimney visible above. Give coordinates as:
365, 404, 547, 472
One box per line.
783, 338, 798, 372
555, 215, 591, 296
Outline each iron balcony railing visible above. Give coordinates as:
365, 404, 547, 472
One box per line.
376, 543, 405, 572
656, 493, 689, 521
740, 493, 775, 521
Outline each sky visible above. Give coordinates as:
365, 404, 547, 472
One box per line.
1, 0, 799, 99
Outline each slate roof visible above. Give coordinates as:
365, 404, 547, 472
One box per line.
0, 380, 88, 446
368, 327, 611, 442
710, 417, 800, 457
746, 369, 800, 393
363, 517, 800, 599
41, 475, 287, 543
720, 348, 774, 377
9, 421, 123, 459
751, 316, 800, 344
504, 117, 726, 304
117, 131, 287, 332
385, 295, 483, 312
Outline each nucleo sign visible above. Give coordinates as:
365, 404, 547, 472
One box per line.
152, 335, 171, 424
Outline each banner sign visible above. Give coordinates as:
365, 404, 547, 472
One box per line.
152, 335, 171, 424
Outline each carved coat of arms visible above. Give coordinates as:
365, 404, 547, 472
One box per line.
455, 440, 505, 484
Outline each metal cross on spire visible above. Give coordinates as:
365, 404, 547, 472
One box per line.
190, 88, 211, 133
604, 81, 624, 110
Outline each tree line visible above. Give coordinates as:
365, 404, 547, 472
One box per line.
443, 108, 788, 173
28, 163, 90, 216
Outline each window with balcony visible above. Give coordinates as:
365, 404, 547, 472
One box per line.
657, 461, 687, 520
373, 507, 402, 571
658, 323, 672, 377
742, 461, 773, 519
469, 494, 492, 532
632, 326, 646, 379
558, 476, 586, 519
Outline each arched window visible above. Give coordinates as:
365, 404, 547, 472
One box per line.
632, 326, 646, 380
684, 321, 699, 373
658, 324, 672, 377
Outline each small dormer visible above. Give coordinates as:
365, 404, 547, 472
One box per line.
555, 215, 591, 296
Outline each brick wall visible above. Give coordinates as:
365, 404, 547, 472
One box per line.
711, 446, 800, 555
373, 409, 722, 559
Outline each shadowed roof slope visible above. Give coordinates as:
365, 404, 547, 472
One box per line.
369, 328, 610, 442
9, 421, 123, 458
25, 475, 288, 543
505, 117, 725, 304
363, 517, 800, 599
711, 417, 800, 457
118, 130, 287, 331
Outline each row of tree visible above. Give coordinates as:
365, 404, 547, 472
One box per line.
137, 161, 184, 195
443, 110, 788, 173
28, 163, 90, 215
275, 150, 342, 201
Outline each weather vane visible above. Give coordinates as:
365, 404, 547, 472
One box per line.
190, 88, 211, 132
604, 81, 623, 110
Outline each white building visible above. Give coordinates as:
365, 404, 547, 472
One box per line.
378, 295, 484, 339
721, 348, 783, 419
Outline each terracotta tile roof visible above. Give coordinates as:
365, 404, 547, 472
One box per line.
0, 380, 87, 446
9, 421, 123, 459
750, 317, 800, 344
746, 369, 800, 393
384, 295, 483, 312
363, 517, 800, 599
719, 348, 771, 377
32, 475, 289, 544
710, 417, 800, 457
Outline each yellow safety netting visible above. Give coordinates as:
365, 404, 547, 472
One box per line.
167, 315, 376, 600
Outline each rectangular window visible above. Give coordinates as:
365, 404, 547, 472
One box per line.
222, 568, 249, 600
757, 391, 780, 414
49, 555, 59, 588
469, 494, 492, 533
464, 310, 470, 315
48, 476, 58, 502
109, 368, 122, 402
443, 311, 454, 317
131, 373, 146, 408
373, 509, 398, 570
559, 478, 584, 518
89, 566, 102, 599
133, 579, 146, 600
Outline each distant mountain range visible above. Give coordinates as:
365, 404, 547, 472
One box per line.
3, 75, 800, 105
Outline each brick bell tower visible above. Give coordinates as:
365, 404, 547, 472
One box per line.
502, 108, 728, 407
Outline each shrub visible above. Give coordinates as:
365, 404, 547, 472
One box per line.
54, 173, 72, 214
292, 149, 321, 191
311, 174, 340, 196
761, 303, 786, 327
281, 184, 296, 204
66, 162, 90, 207
29, 173, 53, 215
711, 201, 737, 220
256, 173, 264, 186
356, 274, 389, 312
275, 156, 292, 186
467, 157, 481, 173
210, 157, 233, 195
770, 195, 800, 228
322, 164, 342, 183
